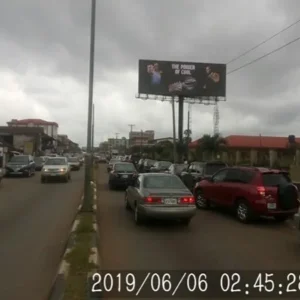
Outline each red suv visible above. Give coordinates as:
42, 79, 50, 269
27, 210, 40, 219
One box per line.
194, 166, 299, 223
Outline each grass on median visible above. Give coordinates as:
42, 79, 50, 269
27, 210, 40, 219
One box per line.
64, 213, 96, 300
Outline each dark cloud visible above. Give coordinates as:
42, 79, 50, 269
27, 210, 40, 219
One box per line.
1, 0, 300, 145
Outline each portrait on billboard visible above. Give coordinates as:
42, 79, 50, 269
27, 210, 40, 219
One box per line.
138, 60, 226, 97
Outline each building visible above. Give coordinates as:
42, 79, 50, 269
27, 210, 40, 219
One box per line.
0, 126, 49, 155
57, 134, 80, 153
108, 137, 128, 149
129, 130, 155, 146
189, 134, 300, 166
149, 137, 178, 145
7, 119, 59, 141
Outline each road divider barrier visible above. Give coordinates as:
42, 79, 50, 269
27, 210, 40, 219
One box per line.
48, 165, 100, 300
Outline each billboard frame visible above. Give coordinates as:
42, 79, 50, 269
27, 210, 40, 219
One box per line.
135, 93, 226, 104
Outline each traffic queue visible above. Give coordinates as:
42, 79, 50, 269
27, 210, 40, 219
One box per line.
105, 155, 300, 227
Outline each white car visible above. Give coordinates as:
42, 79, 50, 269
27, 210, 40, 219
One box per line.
41, 157, 71, 183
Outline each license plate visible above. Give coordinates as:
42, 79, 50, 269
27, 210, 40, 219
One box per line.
267, 203, 276, 209
164, 198, 177, 205
50, 174, 58, 176
122, 175, 128, 178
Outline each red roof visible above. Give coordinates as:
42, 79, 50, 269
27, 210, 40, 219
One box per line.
7, 119, 58, 126
189, 135, 300, 149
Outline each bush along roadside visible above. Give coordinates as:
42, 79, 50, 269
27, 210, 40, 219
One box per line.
49, 165, 99, 300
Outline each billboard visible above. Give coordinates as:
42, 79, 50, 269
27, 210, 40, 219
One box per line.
138, 59, 226, 98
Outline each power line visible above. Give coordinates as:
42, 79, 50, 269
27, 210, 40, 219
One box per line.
227, 17, 300, 64
227, 36, 300, 75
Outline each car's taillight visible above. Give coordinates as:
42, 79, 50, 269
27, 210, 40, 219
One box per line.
144, 196, 162, 203
180, 196, 195, 204
257, 186, 266, 196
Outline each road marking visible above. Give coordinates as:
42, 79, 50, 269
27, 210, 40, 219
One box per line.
89, 247, 98, 265
93, 223, 98, 232
58, 260, 70, 278
71, 219, 80, 233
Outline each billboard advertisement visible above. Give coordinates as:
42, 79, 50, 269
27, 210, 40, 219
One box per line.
138, 59, 226, 97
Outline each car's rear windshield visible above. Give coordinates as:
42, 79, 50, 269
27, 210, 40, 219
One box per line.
115, 163, 136, 172
205, 163, 227, 175
262, 173, 291, 186
144, 175, 186, 189
45, 158, 66, 165
10, 156, 29, 163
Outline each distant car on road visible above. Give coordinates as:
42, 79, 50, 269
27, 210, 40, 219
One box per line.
41, 157, 71, 183
194, 166, 299, 223
125, 173, 196, 225
34, 156, 46, 171
68, 157, 81, 171
5, 155, 35, 177
107, 158, 120, 173
108, 162, 138, 190
150, 161, 172, 173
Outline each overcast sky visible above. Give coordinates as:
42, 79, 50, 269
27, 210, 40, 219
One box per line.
1, 0, 300, 146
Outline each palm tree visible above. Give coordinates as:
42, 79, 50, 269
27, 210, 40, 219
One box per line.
197, 133, 227, 160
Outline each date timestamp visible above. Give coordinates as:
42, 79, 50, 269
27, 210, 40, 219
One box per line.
88, 271, 300, 297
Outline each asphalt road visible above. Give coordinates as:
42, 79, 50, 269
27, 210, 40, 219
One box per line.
96, 165, 300, 299
0, 169, 84, 300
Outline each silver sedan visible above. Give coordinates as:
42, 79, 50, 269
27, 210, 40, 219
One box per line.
125, 173, 196, 226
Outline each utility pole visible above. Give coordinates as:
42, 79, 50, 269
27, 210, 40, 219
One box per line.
82, 0, 96, 213
128, 124, 135, 148
140, 130, 143, 155
186, 106, 191, 161
128, 124, 135, 132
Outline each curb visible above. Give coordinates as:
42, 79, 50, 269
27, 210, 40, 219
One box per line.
48, 198, 83, 300
49, 174, 101, 300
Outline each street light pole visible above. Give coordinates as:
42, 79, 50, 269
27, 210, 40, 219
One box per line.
82, 0, 96, 212
92, 103, 95, 153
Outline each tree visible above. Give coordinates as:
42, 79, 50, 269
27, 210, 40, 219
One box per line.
197, 133, 227, 160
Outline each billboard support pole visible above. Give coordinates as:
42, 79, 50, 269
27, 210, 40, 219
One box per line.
178, 96, 184, 162
171, 97, 177, 163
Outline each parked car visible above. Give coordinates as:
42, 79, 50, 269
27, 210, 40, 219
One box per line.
41, 157, 71, 183
68, 157, 81, 171
5, 155, 35, 177
181, 161, 228, 191
138, 159, 156, 173
108, 162, 138, 190
34, 156, 46, 171
194, 166, 300, 223
166, 163, 188, 177
125, 173, 196, 225
150, 161, 172, 173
